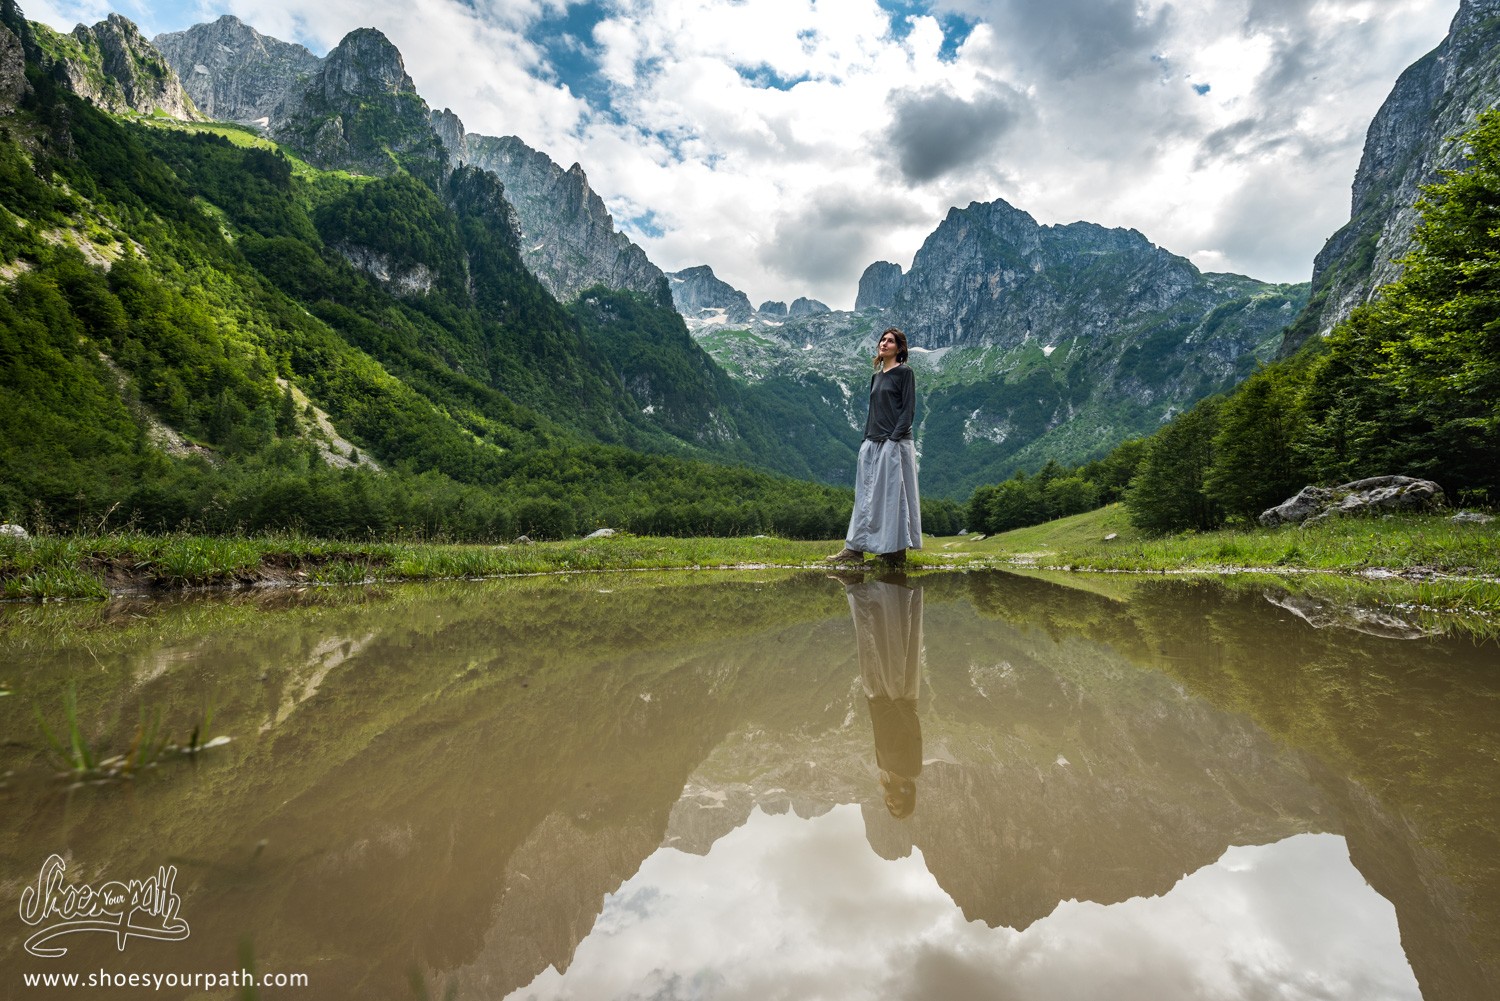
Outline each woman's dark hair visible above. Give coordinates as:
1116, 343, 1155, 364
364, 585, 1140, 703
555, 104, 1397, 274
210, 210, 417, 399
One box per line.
880, 327, 909, 364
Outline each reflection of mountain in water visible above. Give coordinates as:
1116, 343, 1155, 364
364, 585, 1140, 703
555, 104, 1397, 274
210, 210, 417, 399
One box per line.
1, 572, 1494, 999
668, 593, 1327, 935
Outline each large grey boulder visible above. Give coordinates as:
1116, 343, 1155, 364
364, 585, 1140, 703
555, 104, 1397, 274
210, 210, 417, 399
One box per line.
1259, 475, 1447, 527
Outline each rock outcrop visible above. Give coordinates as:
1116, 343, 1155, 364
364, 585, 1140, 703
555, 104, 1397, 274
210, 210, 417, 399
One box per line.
153, 15, 319, 125
1259, 475, 1448, 527
35, 13, 197, 119
757, 300, 788, 317
269, 27, 447, 183
0, 20, 28, 111
1282, 0, 1500, 353
855, 260, 903, 310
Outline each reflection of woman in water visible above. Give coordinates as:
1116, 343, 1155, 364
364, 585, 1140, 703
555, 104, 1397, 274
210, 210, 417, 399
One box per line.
841, 573, 924, 819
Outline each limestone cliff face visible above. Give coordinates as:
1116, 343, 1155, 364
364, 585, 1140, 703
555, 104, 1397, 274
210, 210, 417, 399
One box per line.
35, 13, 196, 119
153, 15, 319, 125
269, 27, 447, 184
855, 260, 903, 311
1283, 0, 1500, 352
0, 21, 28, 111
433, 114, 669, 305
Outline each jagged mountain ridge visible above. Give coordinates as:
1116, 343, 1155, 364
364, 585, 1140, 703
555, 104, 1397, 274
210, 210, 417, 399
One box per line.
680, 200, 1306, 496
437, 119, 671, 306
150, 17, 669, 308
144, 18, 822, 475
145, 11, 1301, 497
1282, 0, 1500, 352
0, 3, 861, 534
26, 11, 195, 119
24, 3, 1476, 503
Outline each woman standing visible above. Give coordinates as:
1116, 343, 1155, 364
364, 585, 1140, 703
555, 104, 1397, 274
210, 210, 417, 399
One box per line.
828, 327, 922, 565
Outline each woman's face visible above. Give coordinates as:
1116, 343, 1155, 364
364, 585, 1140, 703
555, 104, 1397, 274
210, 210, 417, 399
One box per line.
877, 332, 898, 358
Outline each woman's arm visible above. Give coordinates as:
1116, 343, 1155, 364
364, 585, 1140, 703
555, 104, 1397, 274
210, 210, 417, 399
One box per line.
894, 366, 915, 440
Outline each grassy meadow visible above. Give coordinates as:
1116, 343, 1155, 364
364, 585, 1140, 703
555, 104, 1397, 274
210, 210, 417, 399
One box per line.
1, 506, 1495, 626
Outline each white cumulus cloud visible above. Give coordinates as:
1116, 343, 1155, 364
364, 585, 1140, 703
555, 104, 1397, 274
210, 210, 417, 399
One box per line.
40, 0, 1459, 307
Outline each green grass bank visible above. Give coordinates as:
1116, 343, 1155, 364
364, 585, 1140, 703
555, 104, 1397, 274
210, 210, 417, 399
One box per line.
1, 507, 1496, 615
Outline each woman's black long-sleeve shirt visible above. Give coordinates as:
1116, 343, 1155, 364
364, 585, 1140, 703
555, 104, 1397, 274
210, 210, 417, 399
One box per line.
863, 363, 915, 442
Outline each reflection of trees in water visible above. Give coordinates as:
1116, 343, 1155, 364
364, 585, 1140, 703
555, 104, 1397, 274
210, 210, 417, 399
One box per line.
954, 570, 1500, 999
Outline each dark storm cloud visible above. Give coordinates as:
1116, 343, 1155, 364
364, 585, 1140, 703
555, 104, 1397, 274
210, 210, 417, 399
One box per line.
930, 0, 1196, 164
1242, 1, 1392, 102
883, 85, 1024, 183
1195, 114, 1356, 170
941, 0, 1173, 81
758, 189, 930, 294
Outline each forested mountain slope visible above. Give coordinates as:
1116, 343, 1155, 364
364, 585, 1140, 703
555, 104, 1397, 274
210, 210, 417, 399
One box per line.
0, 3, 851, 539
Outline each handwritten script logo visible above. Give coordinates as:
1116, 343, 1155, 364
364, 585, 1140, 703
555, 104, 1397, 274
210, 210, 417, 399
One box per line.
18, 854, 189, 957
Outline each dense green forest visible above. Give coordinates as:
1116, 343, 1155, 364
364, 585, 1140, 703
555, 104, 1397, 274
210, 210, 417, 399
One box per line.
964, 110, 1500, 536
0, 37, 875, 541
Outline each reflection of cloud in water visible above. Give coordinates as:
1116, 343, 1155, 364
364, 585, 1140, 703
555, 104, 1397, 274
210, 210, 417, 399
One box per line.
511, 807, 1417, 1001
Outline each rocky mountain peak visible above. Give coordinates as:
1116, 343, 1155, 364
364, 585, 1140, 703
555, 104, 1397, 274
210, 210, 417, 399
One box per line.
789, 296, 830, 319
269, 26, 446, 182
430, 106, 465, 153
153, 14, 319, 124
37, 12, 197, 119
667, 265, 755, 323
315, 27, 413, 101
888, 196, 1212, 350
855, 261, 903, 311
456, 131, 669, 305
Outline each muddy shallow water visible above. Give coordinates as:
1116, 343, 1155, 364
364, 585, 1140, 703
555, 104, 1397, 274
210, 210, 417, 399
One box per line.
1, 569, 1496, 999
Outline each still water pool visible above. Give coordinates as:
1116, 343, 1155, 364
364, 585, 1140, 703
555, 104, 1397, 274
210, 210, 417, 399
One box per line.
1, 569, 1496, 999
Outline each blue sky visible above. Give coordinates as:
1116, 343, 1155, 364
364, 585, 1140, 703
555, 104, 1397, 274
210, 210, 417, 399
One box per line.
26, 0, 1459, 308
